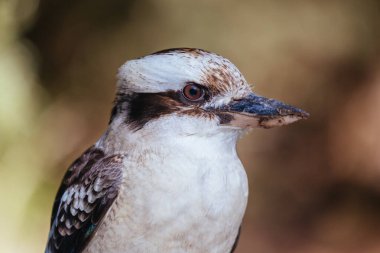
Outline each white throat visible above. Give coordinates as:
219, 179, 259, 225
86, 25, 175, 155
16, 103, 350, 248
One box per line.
96, 113, 242, 154
89, 115, 249, 253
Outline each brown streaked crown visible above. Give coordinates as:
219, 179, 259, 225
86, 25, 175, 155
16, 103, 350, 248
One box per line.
111, 48, 251, 129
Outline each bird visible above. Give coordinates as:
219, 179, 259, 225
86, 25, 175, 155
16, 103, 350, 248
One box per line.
45, 48, 308, 253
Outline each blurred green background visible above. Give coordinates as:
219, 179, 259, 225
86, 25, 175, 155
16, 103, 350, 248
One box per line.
1, 0, 380, 252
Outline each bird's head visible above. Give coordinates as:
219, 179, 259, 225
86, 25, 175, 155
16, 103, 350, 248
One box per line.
111, 48, 308, 139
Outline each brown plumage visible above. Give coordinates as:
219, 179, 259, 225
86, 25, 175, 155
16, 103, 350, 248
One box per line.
46, 147, 124, 253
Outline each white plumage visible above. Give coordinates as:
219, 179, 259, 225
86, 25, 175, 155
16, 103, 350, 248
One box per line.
88, 116, 248, 252
45, 48, 308, 253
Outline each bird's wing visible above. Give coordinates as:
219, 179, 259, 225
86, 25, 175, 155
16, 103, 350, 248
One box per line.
230, 226, 241, 253
45, 146, 124, 253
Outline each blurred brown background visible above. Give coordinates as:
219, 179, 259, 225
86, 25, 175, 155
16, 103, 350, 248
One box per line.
1, 0, 380, 252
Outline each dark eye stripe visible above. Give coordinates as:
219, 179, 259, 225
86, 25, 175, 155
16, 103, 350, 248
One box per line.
110, 86, 211, 130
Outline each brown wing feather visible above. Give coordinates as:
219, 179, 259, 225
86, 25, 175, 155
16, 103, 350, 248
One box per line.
230, 226, 241, 253
45, 146, 124, 253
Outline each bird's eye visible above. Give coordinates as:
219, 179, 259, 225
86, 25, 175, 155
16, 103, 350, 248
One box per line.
182, 83, 205, 102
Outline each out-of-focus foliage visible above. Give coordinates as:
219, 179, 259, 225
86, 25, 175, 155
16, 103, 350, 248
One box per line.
1, 0, 380, 252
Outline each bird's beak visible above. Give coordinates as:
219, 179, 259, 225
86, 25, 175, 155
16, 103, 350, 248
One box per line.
216, 93, 309, 128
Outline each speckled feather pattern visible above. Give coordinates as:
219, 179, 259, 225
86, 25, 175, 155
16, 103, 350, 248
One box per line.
84, 117, 248, 253
45, 147, 124, 253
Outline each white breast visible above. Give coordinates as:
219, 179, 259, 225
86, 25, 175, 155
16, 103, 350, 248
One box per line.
85, 121, 249, 253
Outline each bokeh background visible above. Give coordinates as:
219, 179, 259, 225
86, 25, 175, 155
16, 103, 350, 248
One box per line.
1, 0, 380, 252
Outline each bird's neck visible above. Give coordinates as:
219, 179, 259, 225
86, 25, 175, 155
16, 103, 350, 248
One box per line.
96, 116, 240, 156
90, 117, 248, 253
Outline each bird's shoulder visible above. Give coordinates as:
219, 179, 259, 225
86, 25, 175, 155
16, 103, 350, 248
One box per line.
45, 145, 125, 253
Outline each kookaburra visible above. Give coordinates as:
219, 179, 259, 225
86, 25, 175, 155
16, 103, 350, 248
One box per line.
45, 48, 308, 253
